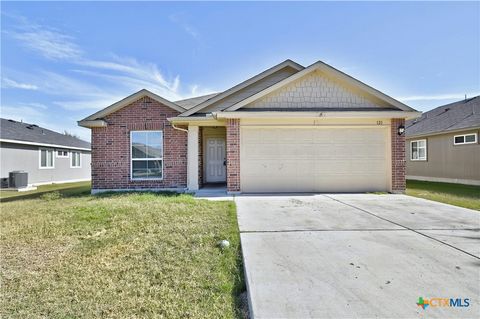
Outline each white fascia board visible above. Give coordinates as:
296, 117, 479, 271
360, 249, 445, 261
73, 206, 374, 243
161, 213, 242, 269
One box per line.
77, 120, 108, 128
406, 126, 480, 139
0, 139, 91, 151
214, 111, 422, 119
179, 60, 305, 117
80, 89, 186, 122
224, 61, 416, 112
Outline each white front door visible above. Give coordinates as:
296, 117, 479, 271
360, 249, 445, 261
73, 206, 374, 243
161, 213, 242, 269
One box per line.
206, 137, 226, 183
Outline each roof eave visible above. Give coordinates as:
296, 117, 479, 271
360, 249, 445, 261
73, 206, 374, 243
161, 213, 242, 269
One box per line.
78, 119, 108, 128
80, 89, 186, 123
224, 60, 416, 113
0, 138, 91, 151
406, 126, 480, 139
178, 59, 305, 117
214, 110, 421, 119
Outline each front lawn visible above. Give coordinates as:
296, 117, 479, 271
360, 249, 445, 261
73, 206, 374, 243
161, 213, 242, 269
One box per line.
0, 189, 244, 318
406, 180, 480, 211
0, 181, 91, 201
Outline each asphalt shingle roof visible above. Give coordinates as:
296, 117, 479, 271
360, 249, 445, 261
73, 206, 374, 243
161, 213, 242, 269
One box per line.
175, 93, 219, 109
406, 96, 480, 137
1, 118, 91, 149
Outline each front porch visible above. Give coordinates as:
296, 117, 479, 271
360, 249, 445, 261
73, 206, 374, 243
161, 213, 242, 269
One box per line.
185, 120, 240, 194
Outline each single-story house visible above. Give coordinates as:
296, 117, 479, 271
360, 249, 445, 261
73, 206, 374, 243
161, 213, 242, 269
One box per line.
406, 96, 480, 185
0, 118, 91, 187
79, 60, 420, 194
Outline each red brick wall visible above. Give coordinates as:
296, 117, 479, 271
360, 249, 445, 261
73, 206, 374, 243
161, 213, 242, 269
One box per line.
226, 119, 240, 192
391, 118, 406, 193
91, 96, 187, 190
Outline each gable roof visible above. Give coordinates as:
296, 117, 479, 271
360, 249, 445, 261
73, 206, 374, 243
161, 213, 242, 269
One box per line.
223, 61, 415, 112
406, 96, 480, 137
178, 59, 304, 117
175, 93, 219, 109
79, 89, 186, 126
1, 118, 91, 150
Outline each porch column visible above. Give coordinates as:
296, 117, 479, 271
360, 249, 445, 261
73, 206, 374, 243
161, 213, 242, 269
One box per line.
226, 119, 240, 193
187, 125, 199, 191
391, 118, 406, 193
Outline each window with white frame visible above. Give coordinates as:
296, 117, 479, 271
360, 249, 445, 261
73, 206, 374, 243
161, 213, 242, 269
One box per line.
454, 133, 477, 145
71, 152, 81, 168
131, 131, 163, 180
57, 150, 69, 158
40, 149, 54, 168
410, 139, 427, 161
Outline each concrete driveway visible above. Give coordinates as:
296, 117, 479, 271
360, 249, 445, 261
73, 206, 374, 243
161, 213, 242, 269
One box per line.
236, 194, 480, 319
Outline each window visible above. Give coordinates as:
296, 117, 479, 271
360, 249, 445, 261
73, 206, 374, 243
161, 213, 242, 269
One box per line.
410, 139, 427, 161
71, 152, 81, 168
454, 133, 477, 145
39, 149, 54, 168
131, 131, 163, 180
57, 150, 69, 158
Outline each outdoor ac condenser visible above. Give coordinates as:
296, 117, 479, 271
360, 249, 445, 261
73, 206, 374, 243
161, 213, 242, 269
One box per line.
9, 171, 28, 188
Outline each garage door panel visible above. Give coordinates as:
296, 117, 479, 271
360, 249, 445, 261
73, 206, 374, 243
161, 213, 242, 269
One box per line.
241, 127, 389, 192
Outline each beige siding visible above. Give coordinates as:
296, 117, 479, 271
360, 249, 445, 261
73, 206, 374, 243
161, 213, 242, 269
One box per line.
201, 67, 298, 112
244, 70, 390, 109
406, 129, 480, 184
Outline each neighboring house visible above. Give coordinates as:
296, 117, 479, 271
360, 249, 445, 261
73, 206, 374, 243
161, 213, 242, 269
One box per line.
405, 96, 480, 185
79, 60, 420, 194
0, 118, 91, 187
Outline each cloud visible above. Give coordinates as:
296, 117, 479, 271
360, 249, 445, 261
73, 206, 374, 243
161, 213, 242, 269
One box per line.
1, 78, 38, 90
1, 103, 91, 141
1, 104, 45, 120
169, 13, 202, 43
4, 15, 206, 103
77, 55, 183, 99
53, 96, 125, 111
398, 93, 480, 102
8, 23, 82, 60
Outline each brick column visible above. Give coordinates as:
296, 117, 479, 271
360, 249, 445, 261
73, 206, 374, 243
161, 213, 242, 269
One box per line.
226, 119, 240, 193
391, 118, 406, 193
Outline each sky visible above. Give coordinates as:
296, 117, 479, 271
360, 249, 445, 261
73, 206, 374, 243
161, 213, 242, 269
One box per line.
1, 1, 479, 141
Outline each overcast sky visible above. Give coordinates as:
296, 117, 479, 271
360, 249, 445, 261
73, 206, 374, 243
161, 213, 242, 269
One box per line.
1, 1, 479, 141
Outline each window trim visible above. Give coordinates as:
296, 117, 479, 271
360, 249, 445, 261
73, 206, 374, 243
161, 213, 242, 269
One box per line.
130, 130, 164, 181
410, 139, 427, 161
70, 151, 82, 168
39, 148, 55, 169
453, 133, 477, 145
56, 150, 69, 158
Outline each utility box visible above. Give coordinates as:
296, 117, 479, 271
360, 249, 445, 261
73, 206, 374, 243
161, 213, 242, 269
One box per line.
9, 171, 28, 188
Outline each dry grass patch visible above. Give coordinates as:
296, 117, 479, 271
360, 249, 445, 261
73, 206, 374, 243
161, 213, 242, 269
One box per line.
1, 191, 244, 318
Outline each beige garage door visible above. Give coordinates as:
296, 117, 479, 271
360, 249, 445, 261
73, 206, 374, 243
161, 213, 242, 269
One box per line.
240, 126, 390, 192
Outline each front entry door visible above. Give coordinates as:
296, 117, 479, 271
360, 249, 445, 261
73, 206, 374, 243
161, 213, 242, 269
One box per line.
205, 137, 226, 183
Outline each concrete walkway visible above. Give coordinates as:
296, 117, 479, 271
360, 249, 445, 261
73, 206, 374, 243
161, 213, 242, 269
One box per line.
236, 194, 480, 318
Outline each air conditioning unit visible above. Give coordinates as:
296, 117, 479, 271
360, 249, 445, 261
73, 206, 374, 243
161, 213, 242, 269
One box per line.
9, 171, 28, 188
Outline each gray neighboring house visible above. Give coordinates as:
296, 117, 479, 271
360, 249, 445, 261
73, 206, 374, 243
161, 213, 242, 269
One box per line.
0, 118, 91, 187
405, 96, 480, 185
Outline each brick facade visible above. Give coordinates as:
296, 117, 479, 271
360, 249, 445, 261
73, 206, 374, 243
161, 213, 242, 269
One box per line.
91, 96, 187, 190
226, 119, 240, 192
391, 118, 406, 193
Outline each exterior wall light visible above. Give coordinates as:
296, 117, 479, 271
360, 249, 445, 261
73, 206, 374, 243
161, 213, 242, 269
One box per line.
398, 125, 405, 136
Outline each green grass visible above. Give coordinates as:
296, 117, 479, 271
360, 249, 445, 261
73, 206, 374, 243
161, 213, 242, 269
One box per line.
0, 188, 245, 318
0, 181, 91, 201
406, 180, 480, 211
